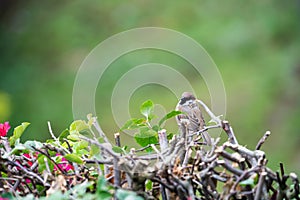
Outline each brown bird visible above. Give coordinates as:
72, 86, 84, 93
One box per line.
176, 92, 212, 145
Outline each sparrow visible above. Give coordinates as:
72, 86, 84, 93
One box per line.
176, 92, 212, 145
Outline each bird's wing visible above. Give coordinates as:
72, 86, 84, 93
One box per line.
176, 103, 205, 130
176, 103, 212, 145
190, 105, 206, 129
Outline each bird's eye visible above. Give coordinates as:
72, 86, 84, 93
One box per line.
179, 97, 186, 105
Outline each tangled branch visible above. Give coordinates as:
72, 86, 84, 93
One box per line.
0, 100, 299, 200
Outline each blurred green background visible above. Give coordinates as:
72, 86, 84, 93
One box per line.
0, 1, 299, 173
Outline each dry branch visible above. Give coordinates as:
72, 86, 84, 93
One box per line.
0, 100, 299, 200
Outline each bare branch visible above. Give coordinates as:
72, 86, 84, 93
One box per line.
222, 121, 238, 145
256, 131, 271, 150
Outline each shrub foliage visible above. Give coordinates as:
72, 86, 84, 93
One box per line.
0, 100, 299, 200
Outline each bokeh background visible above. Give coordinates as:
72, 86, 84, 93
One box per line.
0, 1, 299, 173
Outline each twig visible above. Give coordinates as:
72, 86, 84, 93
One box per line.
254, 172, 267, 200
135, 143, 160, 152
114, 133, 121, 147
79, 135, 119, 159
158, 129, 168, 151
218, 160, 243, 176
280, 162, 285, 179
221, 121, 238, 145
182, 145, 191, 168
196, 99, 222, 124
151, 177, 174, 191
114, 133, 121, 189
44, 157, 52, 175
1, 98, 299, 200
289, 173, 300, 200
12, 179, 20, 192
151, 144, 166, 162
93, 120, 110, 143
224, 142, 258, 166
132, 154, 159, 160
33, 147, 71, 176
189, 124, 221, 137
47, 122, 70, 155
63, 138, 72, 153
113, 157, 121, 187
255, 131, 271, 150
47, 121, 57, 141
160, 184, 167, 200
7, 160, 49, 186
83, 158, 112, 165
216, 148, 245, 163
1, 137, 12, 153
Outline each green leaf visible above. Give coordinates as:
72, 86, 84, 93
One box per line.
96, 176, 113, 199
97, 191, 112, 200
37, 154, 54, 173
78, 129, 92, 137
121, 118, 146, 130
140, 100, 154, 119
87, 113, 97, 127
147, 113, 157, 121
24, 140, 43, 151
0, 192, 14, 199
158, 110, 182, 127
239, 174, 258, 188
71, 181, 93, 197
73, 140, 89, 153
77, 149, 89, 156
1, 172, 8, 178
2, 143, 26, 159
90, 144, 100, 157
167, 132, 174, 140
97, 137, 105, 143
20, 194, 37, 200
54, 155, 62, 163
152, 125, 160, 132
41, 191, 67, 200
88, 137, 107, 158
239, 178, 255, 187
48, 150, 57, 157
67, 133, 80, 141
116, 189, 144, 200
97, 176, 107, 190
69, 120, 89, 134
145, 180, 153, 191
112, 146, 124, 154
9, 122, 30, 146
134, 127, 158, 148
64, 153, 83, 164
58, 129, 70, 143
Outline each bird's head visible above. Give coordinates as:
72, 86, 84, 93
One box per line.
179, 92, 196, 105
